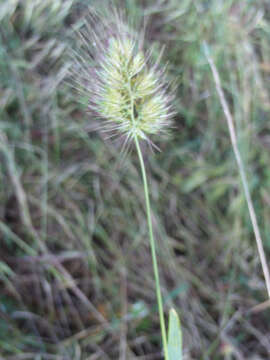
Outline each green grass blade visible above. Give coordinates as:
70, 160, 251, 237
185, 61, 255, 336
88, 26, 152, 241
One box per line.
168, 308, 182, 360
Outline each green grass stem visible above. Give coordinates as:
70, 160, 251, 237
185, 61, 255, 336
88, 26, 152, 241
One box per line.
134, 134, 169, 360
127, 70, 169, 359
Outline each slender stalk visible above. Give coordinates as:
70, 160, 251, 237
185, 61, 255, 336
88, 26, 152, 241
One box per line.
134, 135, 169, 360
126, 71, 168, 358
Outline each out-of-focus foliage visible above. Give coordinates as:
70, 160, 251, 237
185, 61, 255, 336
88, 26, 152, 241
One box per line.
1, 0, 270, 358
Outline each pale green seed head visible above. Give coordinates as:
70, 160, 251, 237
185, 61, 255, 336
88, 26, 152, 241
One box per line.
96, 36, 173, 141
71, 13, 174, 145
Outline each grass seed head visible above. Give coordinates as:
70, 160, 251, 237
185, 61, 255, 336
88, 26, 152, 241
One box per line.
71, 9, 174, 145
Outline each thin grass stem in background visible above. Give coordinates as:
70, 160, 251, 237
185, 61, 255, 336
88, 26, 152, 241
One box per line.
203, 42, 270, 299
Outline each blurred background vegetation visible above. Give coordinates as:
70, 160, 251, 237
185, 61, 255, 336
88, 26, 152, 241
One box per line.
1, 0, 270, 359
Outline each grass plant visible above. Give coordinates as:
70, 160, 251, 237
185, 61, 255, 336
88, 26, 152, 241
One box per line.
70, 11, 177, 357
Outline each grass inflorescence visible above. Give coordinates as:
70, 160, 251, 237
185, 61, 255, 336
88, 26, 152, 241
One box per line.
71, 9, 176, 358
71, 10, 174, 149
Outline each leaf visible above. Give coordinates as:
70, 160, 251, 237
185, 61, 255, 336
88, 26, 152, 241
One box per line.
168, 308, 182, 360
182, 171, 207, 193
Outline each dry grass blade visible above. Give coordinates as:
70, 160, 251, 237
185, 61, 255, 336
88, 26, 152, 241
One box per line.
203, 41, 270, 299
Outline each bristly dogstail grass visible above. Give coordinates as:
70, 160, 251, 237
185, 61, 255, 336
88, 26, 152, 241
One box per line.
70, 9, 174, 148
96, 37, 173, 142
70, 8, 176, 360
